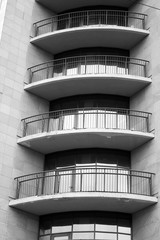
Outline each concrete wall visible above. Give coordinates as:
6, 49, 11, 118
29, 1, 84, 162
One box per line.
0, 0, 54, 239
129, 1, 160, 240
0, 0, 160, 240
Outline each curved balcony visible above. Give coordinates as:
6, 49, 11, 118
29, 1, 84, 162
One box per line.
31, 10, 149, 53
9, 166, 157, 215
17, 108, 154, 153
25, 55, 151, 100
36, 0, 138, 13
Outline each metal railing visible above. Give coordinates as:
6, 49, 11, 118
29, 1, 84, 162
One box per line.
15, 166, 154, 199
32, 10, 147, 37
27, 55, 148, 84
19, 108, 151, 138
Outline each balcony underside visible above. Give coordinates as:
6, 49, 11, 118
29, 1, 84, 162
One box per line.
31, 27, 149, 54
17, 129, 154, 154
25, 75, 151, 100
9, 192, 157, 216
36, 0, 138, 13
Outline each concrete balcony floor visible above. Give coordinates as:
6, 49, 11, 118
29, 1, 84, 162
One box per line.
9, 192, 158, 215
36, 0, 138, 13
17, 129, 154, 154
31, 27, 149, 54
25, 74, 151, 101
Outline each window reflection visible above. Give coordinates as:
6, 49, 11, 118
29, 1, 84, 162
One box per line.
52, 56, 129, 78
52, 163, 130, 194
118, 226, 131, 234
96, 224, 117, 232
52, 225, 72, 234
95, 232, 117, 240
118, 234, 131, 240
50, 108, 129, 132
73, 232, 94, 239
73, 224, 94, 231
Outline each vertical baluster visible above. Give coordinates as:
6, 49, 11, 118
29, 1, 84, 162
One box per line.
51, 17, 54, 32
104, 168, 106, 192
130, 170, 132, 194
29, 68, 33, 84
80, 169, 83, 192
22, 120, 25, 137
16, 179, 20, 199
117, 169, 118, 192
36, 174, 39, 196
149, 175, 152, 196
142, 15, 145, 30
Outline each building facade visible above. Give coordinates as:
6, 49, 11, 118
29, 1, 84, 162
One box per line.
0, 0, 160, 239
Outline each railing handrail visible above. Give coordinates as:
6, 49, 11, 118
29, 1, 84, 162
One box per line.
14, 166, 154, 181
27, 55, 149, 72
21, 107, 152, 122
33, 10, 147, 26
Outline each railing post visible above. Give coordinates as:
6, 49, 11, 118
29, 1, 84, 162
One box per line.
104, 108, 106, 129
146, 115, 149, 133
95, 167, 97, 191
106, 11, 108, 25
85, 56, 87, 74
47, 114, 50, 132
149, 175, 152, 196
104, 168, 106, 192
64, 58, 67, 76
80, 170, 83, 192
87, 11, 89, 25
36, 174, 40, 196
54, 170, 59, 194
83, 108, 85, 129
127, 109, 130, 130
42, 115, 45, 133
16, 179, 20, 199
46, 64, 49, 79
130, 170, 132, 194
23, 120, 27, 137
33, 23, 38, 37
125, 57, 128, 75
144, 62, 147, 78
68, 13, 71, 28
142, 15, 145, 30
96, 108, 98, 128
28, 69, 33, 84
125, 11, 127, 27
116, 111, 118, 129
117, 169, 119, 192
51, 17, 54, 32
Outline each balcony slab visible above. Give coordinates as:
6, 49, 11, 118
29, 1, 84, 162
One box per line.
25, 75, 151, 101
17, 129, 154, 154
31, 27, 149, 54
9, 192, 157, 216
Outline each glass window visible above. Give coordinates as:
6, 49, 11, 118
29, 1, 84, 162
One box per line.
39, 212, 131, 240
53, 236, 70, 240
73, 224, 94, 232
118, 234, 131, 240
52, 225, 72, 234
118, 226, 131, 234
96, 224, 117, 232
54, 237, 69, 240
95, 232, 117, 240
73, 232, 94, 239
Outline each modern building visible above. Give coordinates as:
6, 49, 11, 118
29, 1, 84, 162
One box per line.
0, 0, 160, 239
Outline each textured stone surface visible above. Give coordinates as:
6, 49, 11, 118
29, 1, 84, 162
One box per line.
0, 0, 54, 239
0, 0, 160, 240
